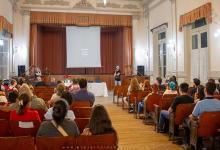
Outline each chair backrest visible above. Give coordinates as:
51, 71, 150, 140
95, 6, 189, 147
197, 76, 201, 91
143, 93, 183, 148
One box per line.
117, 86, 124, 97
0, 119, 10, 137
75, 118, 90, 133
72, 107, 92, 118
174, 103, 195, 125
77, 134, 118, 150
10, 120, 41, 136
31, 109, 46, 121
159, 94, 177, 110
113, 86, 120, 96
213, 94, 220, 100
198, 111, 220, 137
128, 91, 139, 103
71, 101, 91, 108
36, 136, 76, 150
0, 110, 10, 120
0, 136, 35, 150
146, 94, 162, 112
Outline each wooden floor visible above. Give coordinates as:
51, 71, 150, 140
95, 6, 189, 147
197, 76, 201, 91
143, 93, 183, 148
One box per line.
95, 95, 182, 150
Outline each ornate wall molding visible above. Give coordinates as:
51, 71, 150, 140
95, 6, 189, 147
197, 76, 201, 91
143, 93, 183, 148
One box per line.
96, 3, 121, 9
23, 0, 42, 5
123, 4, 138, 9
44, 0, 69, 6
73, 0, 95, 9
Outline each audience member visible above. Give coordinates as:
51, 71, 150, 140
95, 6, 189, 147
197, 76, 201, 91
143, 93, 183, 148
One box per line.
163, 81, 178, 95
7, 90, 19, 104
48, 83, 65, 106
10, 93, 41, 122
0, 83, 47, 112
182, 81, 220, 149
194, 85, 205, 103
8, 79, 18, 92
45, 91, 75, 121
137, 83, 158, 118
155, 77, 166, 92
69, 79, 80, 93
159, 83, 193, 132
82, 104, 117, 137
127, 77, 141, 95
190, 78, 200, 97
37, 100, 79, 137
140, 78, 151, 91
72, 78, 95, 106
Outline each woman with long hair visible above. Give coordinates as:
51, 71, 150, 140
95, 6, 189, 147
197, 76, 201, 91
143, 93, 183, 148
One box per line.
48, 83, 65, 106
128, 77, 141, 95
82, 104, 117, 136
37, 99, 79, 136
10, 93, 41, 122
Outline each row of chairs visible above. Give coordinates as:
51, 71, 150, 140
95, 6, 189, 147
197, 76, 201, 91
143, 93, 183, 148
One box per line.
113, 85, 220, 149
0, 134, 118, 150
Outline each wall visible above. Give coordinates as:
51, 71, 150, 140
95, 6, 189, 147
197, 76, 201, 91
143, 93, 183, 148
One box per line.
147, 0, 176, 80
0, 0, 13, 23
132, 15, 148, 75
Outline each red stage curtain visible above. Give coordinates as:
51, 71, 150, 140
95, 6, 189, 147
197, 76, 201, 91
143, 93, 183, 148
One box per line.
30, 25, 132, 75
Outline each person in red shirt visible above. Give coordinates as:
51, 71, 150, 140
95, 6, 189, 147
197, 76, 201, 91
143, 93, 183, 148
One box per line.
10, 93, 41, 122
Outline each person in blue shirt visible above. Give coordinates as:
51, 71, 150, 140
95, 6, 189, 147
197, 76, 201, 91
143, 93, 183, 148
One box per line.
182, 81, 220, 150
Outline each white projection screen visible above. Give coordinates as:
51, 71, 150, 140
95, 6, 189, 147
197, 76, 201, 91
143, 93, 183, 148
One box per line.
66, 26, 101, 68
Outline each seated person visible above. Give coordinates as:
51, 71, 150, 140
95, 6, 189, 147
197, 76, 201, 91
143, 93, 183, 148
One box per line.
159, 83, 194, 132
7, 90, 19, 105
10, 93, 41, 122
44, 91, 75, 121
72, 78, 95, 106
48, 83, 65, 106
163, 81, 178, 95
82, 104, 117, 137
123, 77, 141, 111
155, 77, 166, 93
37, 100, 79, 137
194, 85, 205, 103
140, 78, 151, 91
137, 83, 157, 118
69, 79, 80, 94
8, 79, 18, 92
182, 81, 220, 149
0, 84, 47, 112
190, 78, 200, 97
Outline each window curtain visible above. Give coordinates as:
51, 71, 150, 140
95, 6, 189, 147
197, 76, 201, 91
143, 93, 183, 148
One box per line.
179, 2, 212, 31
0, 16, 13, 34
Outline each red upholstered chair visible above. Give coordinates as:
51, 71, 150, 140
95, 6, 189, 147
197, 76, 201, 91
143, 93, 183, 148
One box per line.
36, 136, 76, 150
0, 110, 10, 120
72, 107, 92, 118
10, 120, 41, 136
75, 118, 90, 133
113, 85, 120, 104
214, 94, 220, 100
77, 134, 118, 150
190, 111, 220, 150
71, 101, 91, 108
153, 94, 177, 131
0, 136, 35, 150
125, 91, 139, 111
0, 119, 10, 137
31, 109, 46, 121
144, 93, 162, 123
116, 85, 125, 106
169, 103, 195, 140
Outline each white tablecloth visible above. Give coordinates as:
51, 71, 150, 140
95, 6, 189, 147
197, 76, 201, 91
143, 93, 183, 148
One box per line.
87, 82, 108, 97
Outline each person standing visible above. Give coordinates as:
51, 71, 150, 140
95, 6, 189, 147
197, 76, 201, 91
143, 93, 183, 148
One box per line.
114, 66, 121, 86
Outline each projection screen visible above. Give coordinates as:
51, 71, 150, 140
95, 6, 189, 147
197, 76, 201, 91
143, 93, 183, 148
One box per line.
66, 26, 101, 68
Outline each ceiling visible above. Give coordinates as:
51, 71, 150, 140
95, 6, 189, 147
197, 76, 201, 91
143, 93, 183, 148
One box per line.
11, 0, 156, 15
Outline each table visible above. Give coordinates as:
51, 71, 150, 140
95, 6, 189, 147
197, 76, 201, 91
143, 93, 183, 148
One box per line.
87, 82, 108, 97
